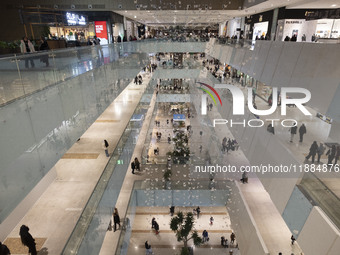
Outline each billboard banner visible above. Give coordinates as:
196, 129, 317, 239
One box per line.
95, 21, 108, 45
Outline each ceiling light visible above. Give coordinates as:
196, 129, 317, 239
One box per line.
331, 4, 337, 7
134, 16, 137, 18
125, 10, 127, 12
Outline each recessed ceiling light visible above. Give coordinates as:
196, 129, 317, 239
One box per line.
331, 4, 337, 7
134, 16, 137, 18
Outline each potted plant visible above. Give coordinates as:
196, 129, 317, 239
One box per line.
170, 211, 202, 255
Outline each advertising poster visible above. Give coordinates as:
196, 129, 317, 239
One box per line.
95, 21, 108, 45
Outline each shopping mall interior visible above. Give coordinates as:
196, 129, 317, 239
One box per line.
0, 0, 340, 255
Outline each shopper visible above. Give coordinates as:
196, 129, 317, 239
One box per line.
230, 232, 236, 244
151, 218, 159, 234
241, 171, 248, 184
291, 235, 296, 245
196, 206, 201, 219
267, 124, 275, 134
113, 208, 121, 232
317, 143, 325, 163
134, 157, 140, 171
305, 141, 318, 163
103, 140, 109, 157
131, 161, 135, 174
0, 241, 10, 255
20, 36, 35, 68
334, 145, 340, 165
170, 206, 175, 216
19, 225, 37, 255
289, 126, 297, 143
210, 216, 214, 225
39, 36, 49, 67
299, 123, 307, 142
145, 241, 153, 255
202, 230, 209, 242
326, 145, 336, 165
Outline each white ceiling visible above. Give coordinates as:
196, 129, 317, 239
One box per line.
115, 0, 339, 26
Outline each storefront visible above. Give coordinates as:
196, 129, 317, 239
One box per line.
252, 21, 269, 41
48, 12, 95, 42
276, 18, 340, 42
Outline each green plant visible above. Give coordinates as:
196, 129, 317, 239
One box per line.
41, 26, 50, 38
171, 132, 190, 163
0, 41, 7, 49
170, 211, 202, 250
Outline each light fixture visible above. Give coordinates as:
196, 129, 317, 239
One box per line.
331, 4, 337, 7
134, 16, 137, 18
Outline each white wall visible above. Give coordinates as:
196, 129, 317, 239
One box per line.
226, 18, 241, 37
298, 207, 340, 255
207, 41, 340, 122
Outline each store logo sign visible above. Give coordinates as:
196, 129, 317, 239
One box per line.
66, 12, 86, 25
199, 84, 311, 116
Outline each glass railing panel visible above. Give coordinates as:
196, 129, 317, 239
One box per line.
0, 56, 24, 105
0, 97, 43, 223
62, 90, 152, 254
0, 47, 149, 224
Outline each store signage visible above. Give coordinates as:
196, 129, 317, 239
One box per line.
66, 12, 86, 26
285, 21, 302, 24
95, 21, 108, 45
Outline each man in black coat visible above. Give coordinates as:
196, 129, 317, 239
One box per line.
299, 123, 307, 142
305, 141, 318, 163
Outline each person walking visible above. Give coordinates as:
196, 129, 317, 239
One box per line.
170, 206, 175, 216
131, 161, 135, 174
103, 140, 109, 157
230, 232, 235, 244
299, 124, 307, 142
326, 145, 336, 165
145, 241, 153, 255
317, 143, 325, 163
210, 216, 214, 225
19, 225, 37, 255
151, 218, 159, 234
20, 36, 35, 68
134, 157, 140, 171
291, 235, 296, 245
202, 230, 209, 242
113, 208, 121, 232
241, 171, 248, 183
289, 126, 297, 142
334, 145, 340, 165
196, 206, 201, 219
305, 141, 318, 163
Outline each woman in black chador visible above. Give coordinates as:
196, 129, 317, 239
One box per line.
19, 225, 37, 255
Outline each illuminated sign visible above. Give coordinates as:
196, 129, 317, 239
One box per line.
66, 12, 87, 26
95, 21, 108, 45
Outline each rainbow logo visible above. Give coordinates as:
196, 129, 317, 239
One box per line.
196, 82, 222, 106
